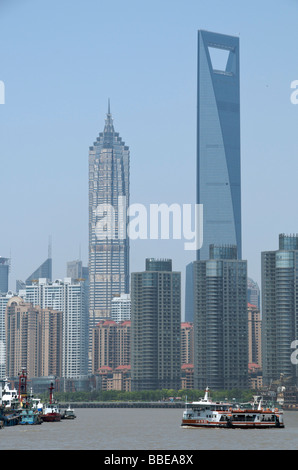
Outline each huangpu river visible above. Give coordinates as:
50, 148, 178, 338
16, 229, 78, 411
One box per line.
0, 408, 298, 451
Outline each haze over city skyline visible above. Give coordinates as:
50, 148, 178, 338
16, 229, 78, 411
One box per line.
1, 0, 298, 318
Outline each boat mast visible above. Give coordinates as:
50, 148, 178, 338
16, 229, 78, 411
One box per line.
49, 382, 54, 405
18, 368, 28, 403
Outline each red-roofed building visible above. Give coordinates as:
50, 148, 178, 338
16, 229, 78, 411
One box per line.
97, 365, 131, 391
92, 320, 131, 383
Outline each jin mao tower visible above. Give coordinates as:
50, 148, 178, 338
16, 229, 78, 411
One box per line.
89, 103, 130, 333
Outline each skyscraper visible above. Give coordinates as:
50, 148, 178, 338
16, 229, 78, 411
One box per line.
0, 290, 14, 378
66, 260, 89, 282
0, 257, 9, 294
248, 303, 262, 368
131, 259, 181, 391
193, 245, 248, 390
25, 257, 52, 285
88, 103, 130, 331
185, 30, 242, 323
196, 30, 242, 260
247, 277, 261, 310
111, 294, 131, 323
262, 234, 298, 387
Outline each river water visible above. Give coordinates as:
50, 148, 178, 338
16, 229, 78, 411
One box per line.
0, 408, 297, 451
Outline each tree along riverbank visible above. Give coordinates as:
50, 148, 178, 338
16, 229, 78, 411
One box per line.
44, 388, 255, 405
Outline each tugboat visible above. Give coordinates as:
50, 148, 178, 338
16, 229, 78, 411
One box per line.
0, 405, 20, 427
61, 405, 76, 420
18, 369, 42, 425
181, 387, 285, 429
40, 382, 61, 422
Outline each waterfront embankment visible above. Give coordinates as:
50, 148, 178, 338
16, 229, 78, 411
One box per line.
59, 401, 185, 409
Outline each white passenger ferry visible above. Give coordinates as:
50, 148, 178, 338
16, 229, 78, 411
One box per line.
181, 388, 284, 429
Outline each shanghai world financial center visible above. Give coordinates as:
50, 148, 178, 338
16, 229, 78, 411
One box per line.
193, 31, 247, 389
197, 30, 241, 260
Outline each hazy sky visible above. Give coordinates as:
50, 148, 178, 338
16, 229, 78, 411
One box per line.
1, 0, 298, 316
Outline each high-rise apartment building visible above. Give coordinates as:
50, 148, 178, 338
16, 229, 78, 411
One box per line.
181, 322, 194, 366
88, 103, 129, 331
262, 234, 298, 387
0, 291, 14, 378
19, 278, 88, 379
91, 320, 130, 374
196, 30, 241, 260
5, 296, 62, 378
193, 245, 248, 390
248, 303, 262, 367
0, 257, 9, 294
131, 259, 181, 391
111, 294, 131, 323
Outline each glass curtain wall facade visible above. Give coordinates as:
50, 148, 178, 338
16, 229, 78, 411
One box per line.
0, 258, 9, 294
25, 258, 52, 284
262, 234, 298, 387
88, 104, 130, 332
197, 30, 242, 261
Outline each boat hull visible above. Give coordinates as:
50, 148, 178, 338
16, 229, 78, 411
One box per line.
0, 408, 20, 427
181, 418, 285, 429
40, 413, 61, 422
19, 412, 42, 425
62, 414, 76, 419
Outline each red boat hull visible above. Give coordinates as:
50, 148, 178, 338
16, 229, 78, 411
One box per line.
40, 413, 61, 422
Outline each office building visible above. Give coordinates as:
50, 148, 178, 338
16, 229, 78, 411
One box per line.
197, 30, 241, 260
25, 257, 52, 285
185, 30, 242, 326
5, 296, 62, 378
67, 260, 89, 281
0, 257, 9, 294
88, 103, 130, 334
247, 277, 260, 310
193, 245, 248, 390
19, 278, 88, 379
131, 259, 181, 391
262, 234, 298, 387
